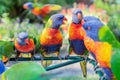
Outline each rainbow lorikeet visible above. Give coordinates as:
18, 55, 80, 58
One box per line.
23, 2, 62, 23
77, 20, 120, 79
68, 9, 88, 77
14, 32, 36, 60
40, 14, 67, 67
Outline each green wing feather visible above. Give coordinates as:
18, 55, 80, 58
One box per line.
45, 19, 52, 28
98, 26, 120, 48
111, 50, 120, 80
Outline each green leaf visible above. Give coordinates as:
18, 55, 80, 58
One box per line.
2, 62, 47, 80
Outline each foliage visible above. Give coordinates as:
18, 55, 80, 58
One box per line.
94, 0, 120, 41
0, 0, 75, 22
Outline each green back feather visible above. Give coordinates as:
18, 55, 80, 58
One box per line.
98, 26, 120, 48
111, 51, 120, 80
45, 19, 52, 28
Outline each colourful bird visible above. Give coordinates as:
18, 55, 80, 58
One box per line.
23, 2, 62, 23
40, 14, 67, 67
14, 32, 36, 60
68, 9, 88, 77
78, 20, 120, 79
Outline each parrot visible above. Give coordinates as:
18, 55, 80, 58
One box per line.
40, 14, 67, 67
68, 9, 88, 77
23, 2, 62, 23
77, 20, 120, 79
14, 32, 36, 60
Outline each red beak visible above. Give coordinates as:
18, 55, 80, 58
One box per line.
24, 38, 29, 44
78, 13, 82, 19
62, 17, 67, 24
23, 5, 28, 9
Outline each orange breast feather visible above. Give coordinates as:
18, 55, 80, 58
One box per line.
40, 28, 63, 45
15, 39, 35, 52
69, 23, 85, 40
84, 36, 112, 68
32, 6, 50, 16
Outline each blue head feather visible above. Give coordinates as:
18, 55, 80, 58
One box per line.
83, 20, 104, 41
24, 2, 33, 9
50, 14, 65, 29
83, 16, 100, 22
18, 32, 28, 45
72, 9, 83, 24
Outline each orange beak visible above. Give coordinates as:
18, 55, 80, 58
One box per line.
24, 38, 29, 44
62, 17, 67, 24
78, 13, 82, 19
23, 5, 28, 9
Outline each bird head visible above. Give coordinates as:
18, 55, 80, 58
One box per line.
72, 9, 83, 24
83, 16, 100, 22
49, 14, 67, 29
83, 20, 104, 41
17, 32, 28, 46
23, 2, 33, 9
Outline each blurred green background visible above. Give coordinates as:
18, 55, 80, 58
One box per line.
0, 0, 120, 41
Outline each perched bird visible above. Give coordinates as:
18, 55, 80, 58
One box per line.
23, 2, 62, 23
68, 9, 88, 77
40, 14, 67, 67
77, 21, 120, 79
14, 32, 35, 60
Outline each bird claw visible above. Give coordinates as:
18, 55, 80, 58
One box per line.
58, 55, 62, 60
64, 55, 69, 59
31, 56, 35, 61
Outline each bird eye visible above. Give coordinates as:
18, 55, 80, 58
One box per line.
58, 18, 61, 20
88, 26, 91, 30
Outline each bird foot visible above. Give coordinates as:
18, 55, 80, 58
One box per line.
58, 55, 62, 60
64, 55, 69, 59
31, 56, 35, 61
